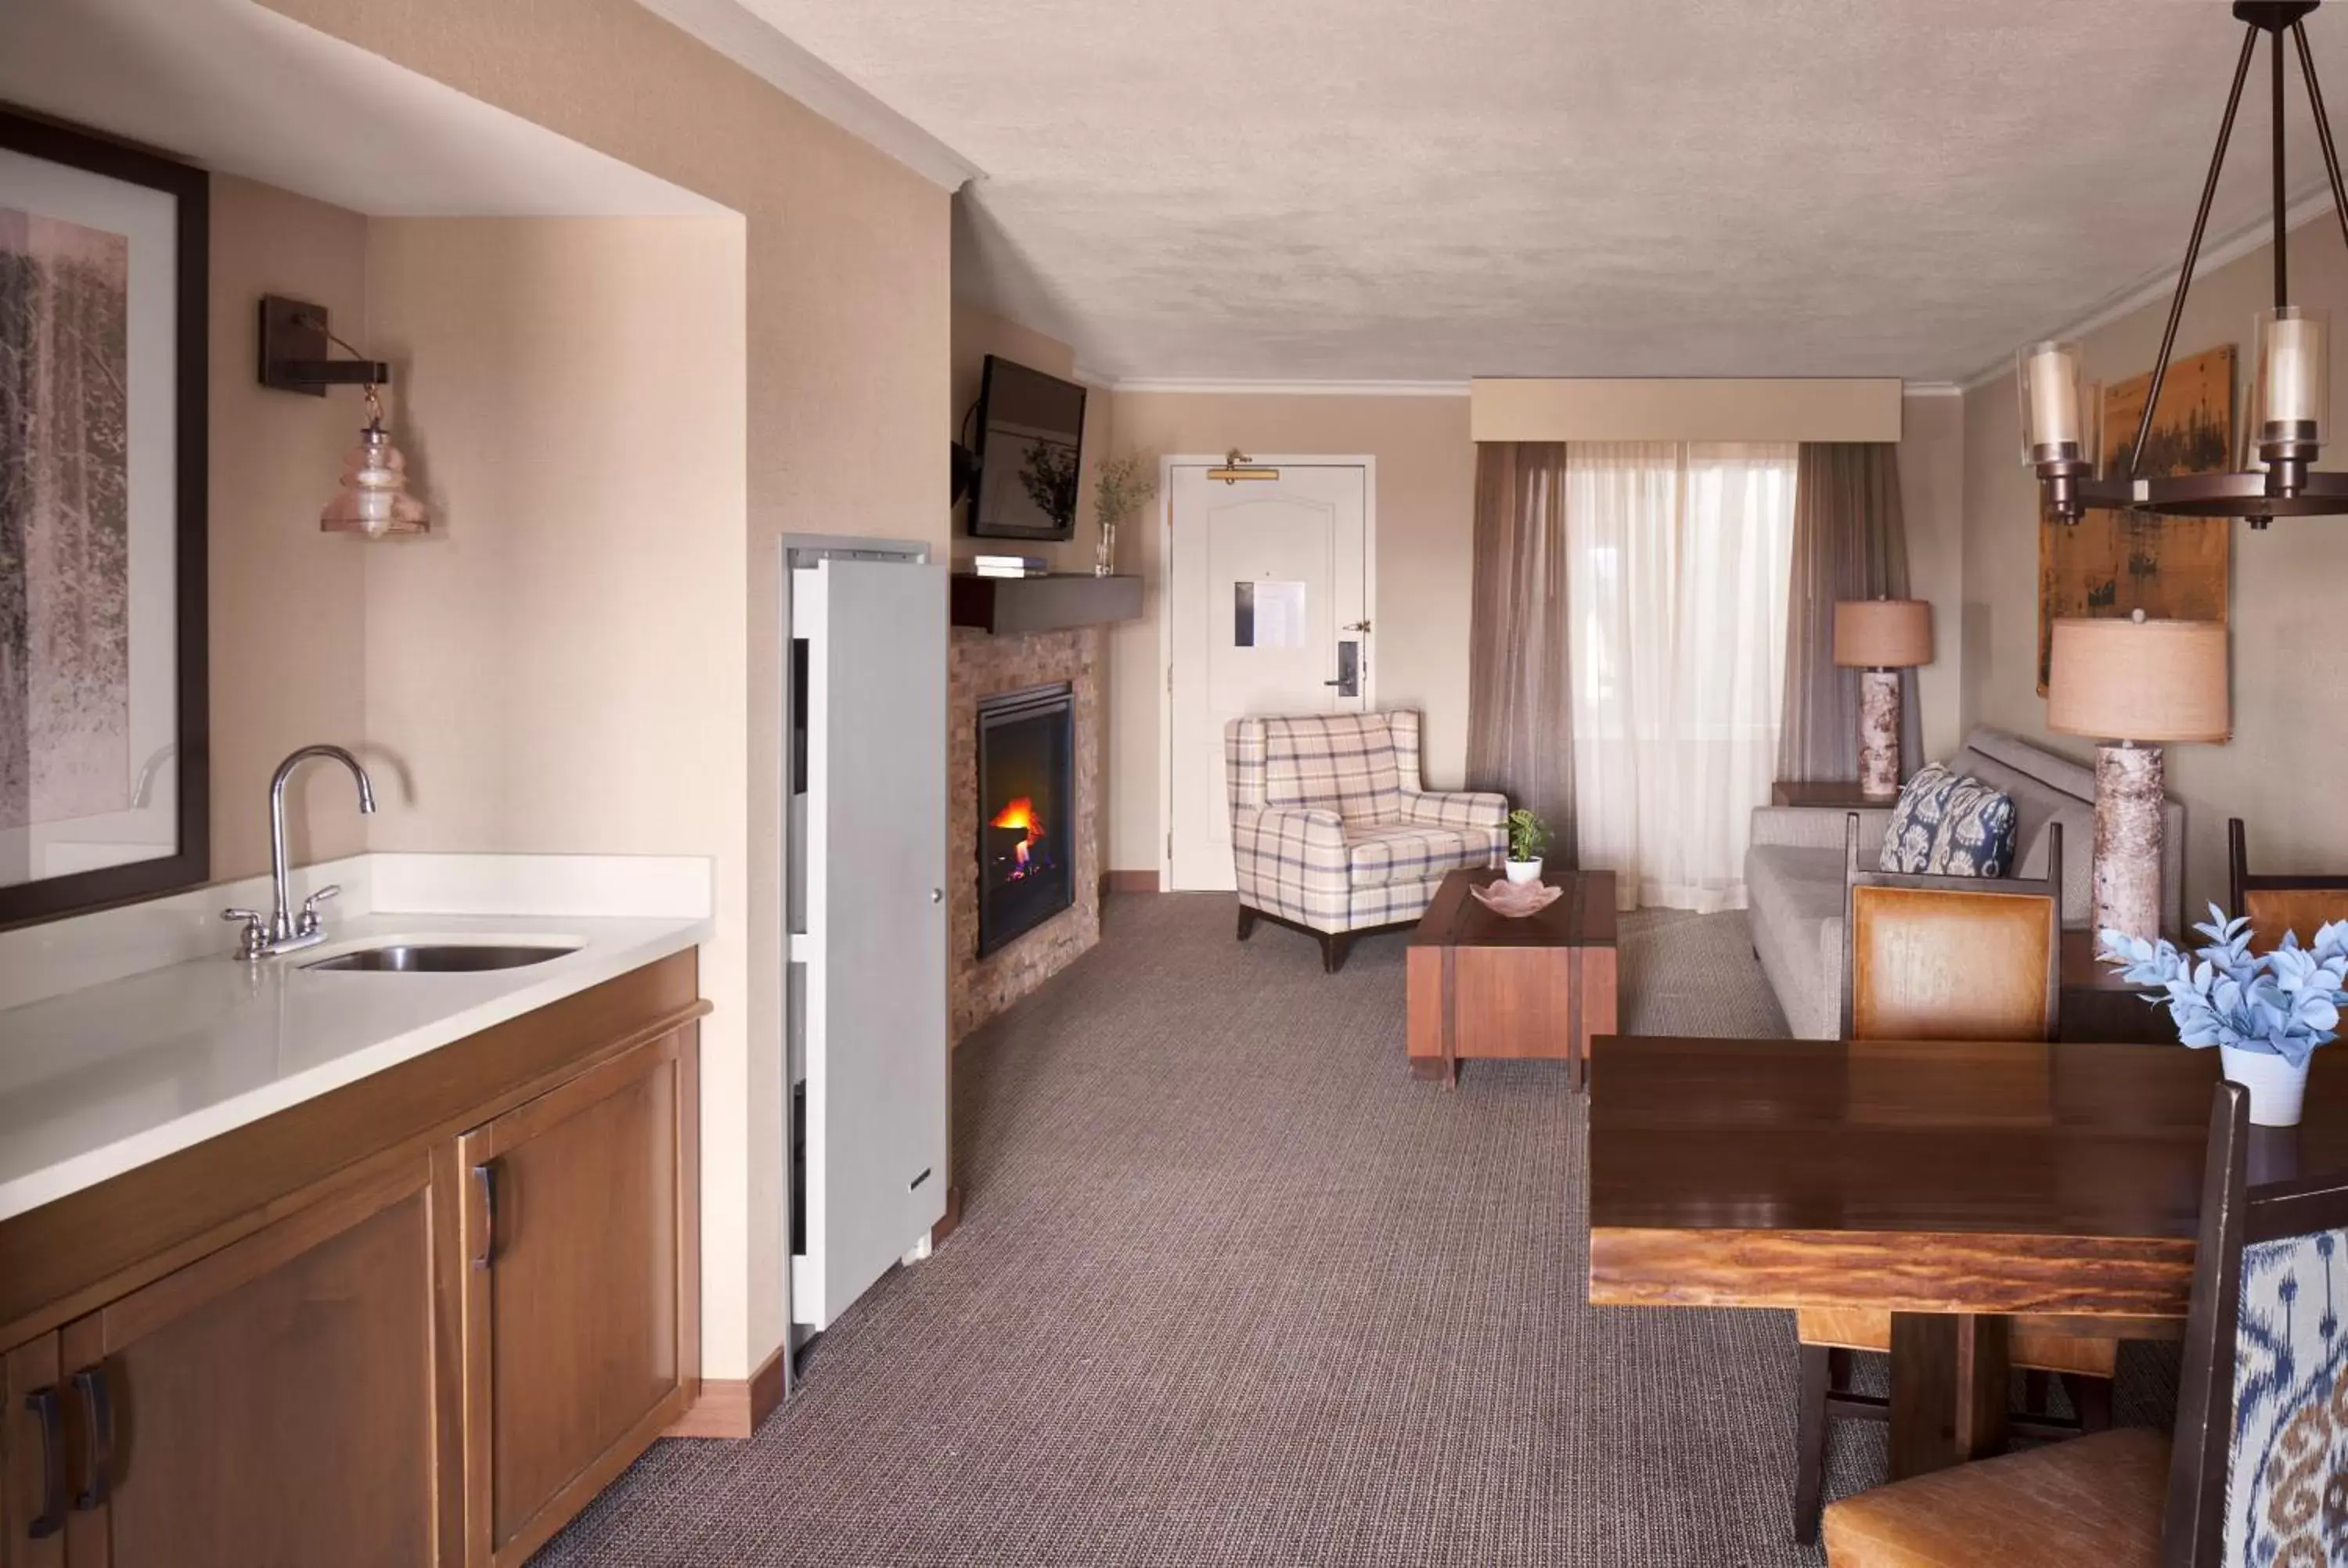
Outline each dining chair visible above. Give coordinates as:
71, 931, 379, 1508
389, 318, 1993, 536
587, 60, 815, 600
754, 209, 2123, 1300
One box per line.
2228, 815, 2348, 953
1795, 817, 2157, 1541
1824, 1080, 2341, 1566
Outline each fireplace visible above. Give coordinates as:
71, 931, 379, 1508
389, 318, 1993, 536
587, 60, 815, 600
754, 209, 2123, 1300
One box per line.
975, 683, 1075, 958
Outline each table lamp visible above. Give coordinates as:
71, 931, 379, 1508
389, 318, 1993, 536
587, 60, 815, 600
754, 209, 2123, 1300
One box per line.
2047, 613, 2229, 942
1833, 599, 1934, 798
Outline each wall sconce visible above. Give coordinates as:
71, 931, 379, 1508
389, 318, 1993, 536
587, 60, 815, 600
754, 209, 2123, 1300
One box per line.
257, 294, 428, 538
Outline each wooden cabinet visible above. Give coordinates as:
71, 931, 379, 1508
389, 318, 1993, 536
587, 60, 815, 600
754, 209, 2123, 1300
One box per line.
458, 1029, 697, 1566
62, 1158, 446, 1568
0, 953, 704, 1568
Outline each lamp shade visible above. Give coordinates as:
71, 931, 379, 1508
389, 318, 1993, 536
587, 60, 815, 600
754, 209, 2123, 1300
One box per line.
1833, 599, 1934, 668
2046, 617, 2230, 743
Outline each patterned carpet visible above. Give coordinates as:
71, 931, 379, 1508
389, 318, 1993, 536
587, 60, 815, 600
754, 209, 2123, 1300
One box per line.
532, 895, 2173, 1566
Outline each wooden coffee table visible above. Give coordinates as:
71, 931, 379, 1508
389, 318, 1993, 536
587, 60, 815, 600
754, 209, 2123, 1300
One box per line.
1405, 868, 1618, 1089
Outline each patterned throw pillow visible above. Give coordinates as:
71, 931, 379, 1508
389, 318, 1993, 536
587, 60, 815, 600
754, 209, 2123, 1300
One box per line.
1878, 763, 2018, 877
2227, 1228, 2348, 1566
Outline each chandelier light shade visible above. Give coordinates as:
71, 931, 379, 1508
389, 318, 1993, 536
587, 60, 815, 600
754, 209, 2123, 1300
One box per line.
2022, 0, 2348, 528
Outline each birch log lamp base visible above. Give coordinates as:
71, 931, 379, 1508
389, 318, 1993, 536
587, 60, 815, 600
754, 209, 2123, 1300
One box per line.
2047, 614, 2231, 943
1833, 599, 1934, 799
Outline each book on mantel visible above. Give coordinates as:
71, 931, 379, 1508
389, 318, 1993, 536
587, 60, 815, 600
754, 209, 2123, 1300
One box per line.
956, 554, 1050, 578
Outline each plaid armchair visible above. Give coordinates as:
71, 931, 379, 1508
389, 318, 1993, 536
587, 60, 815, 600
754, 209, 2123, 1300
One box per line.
1228, 710, 1507, 972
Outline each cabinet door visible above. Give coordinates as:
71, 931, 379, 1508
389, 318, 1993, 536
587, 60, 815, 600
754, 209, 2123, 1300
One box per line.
61, 1156, 447, 1568
458, 1026, 698, 1566
3, 1336, 63, 1568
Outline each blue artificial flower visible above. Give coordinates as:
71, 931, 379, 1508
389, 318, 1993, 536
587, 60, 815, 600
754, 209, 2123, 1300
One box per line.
2098, 906, 2348, 1069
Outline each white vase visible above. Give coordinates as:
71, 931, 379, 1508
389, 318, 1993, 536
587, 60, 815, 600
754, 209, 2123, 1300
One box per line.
1504, 858, 1543, 886
2220, 1044, 2310, 1127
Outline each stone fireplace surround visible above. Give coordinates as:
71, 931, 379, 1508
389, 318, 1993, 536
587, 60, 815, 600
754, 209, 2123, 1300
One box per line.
949, 625, 1101, 1042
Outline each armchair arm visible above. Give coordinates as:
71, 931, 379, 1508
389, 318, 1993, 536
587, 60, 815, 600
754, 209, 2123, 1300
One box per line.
1231, 805, 1349, 926
1749, 805, 1894, 852
1401, 790, 1509, 831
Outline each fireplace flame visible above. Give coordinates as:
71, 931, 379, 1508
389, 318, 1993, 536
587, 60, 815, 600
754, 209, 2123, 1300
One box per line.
992, 797, 1036, 832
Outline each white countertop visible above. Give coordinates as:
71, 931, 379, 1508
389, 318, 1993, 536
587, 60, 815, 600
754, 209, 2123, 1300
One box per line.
0, 854, 711, 1223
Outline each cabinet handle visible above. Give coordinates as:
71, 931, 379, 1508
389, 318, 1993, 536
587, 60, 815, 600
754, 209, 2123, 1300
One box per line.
70, 1366, 111, 1511
472, 1162, 496, 1271
23, 1385, 63, 1538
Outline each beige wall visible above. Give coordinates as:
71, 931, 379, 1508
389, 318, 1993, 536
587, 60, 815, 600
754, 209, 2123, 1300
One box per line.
207, 176, 371, 877
1961, 217, 2348, 922
1898, 392, 1966, 763
359, 218, 750, 1235
260, 0, 951, 1383
1103, 393, 1475, 874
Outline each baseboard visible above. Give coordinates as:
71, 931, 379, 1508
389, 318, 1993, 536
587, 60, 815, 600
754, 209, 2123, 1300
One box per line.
1101, 870, 1160, 896
931, 1182, 965, 1246
664, 1340, 787, 1440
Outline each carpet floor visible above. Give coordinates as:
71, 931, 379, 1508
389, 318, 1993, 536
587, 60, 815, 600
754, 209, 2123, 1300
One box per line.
532, 896, 2175, 1566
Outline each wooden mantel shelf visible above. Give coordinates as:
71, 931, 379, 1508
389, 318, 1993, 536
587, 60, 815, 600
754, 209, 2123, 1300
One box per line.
950, 573, 1143, 635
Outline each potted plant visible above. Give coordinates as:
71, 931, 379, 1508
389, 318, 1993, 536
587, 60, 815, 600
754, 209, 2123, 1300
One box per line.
1092, 451, 1157, 578
2100, 906, 2348, 1126
1504, 809, 1551, 886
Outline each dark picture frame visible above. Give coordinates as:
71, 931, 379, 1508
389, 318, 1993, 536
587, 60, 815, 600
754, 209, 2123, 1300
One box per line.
0, 107, 208, 927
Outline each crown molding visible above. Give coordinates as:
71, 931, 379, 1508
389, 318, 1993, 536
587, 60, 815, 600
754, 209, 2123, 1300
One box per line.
632, 0, 981, 191
1110, 377, 1471, 397
1957, 185, 2339, 392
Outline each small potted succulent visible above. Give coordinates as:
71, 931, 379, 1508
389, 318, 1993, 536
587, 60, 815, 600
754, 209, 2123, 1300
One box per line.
2101, 906, 2348, 1126
1504, 809, 1551, 886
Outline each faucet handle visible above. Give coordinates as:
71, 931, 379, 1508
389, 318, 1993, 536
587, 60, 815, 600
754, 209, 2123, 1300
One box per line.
298, 884, 341, 937
221, 908, 267, 962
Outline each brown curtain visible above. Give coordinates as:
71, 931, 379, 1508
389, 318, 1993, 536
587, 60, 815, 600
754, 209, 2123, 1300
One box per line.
1777, 442, 1925, 783
1466, 443, 1576, 864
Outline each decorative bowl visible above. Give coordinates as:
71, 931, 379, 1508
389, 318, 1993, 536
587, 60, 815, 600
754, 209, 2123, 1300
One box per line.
1472, 879, 1561, 919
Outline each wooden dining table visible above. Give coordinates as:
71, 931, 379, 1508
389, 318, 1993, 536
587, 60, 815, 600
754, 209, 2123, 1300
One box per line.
1585, 1033, 2348, 1480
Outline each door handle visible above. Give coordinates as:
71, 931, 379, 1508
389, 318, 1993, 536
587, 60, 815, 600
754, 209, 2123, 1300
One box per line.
1325, 639, 1360, 698
70, 1366, 111, 1512
24, 1385, 63, 1537
472, 1162, 497, 1271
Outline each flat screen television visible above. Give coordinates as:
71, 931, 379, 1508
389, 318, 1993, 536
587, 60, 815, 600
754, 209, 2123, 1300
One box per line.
969, 354, 1086, 541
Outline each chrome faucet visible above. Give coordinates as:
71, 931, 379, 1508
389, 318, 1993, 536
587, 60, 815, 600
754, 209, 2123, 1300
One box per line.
223, 744, 377, 960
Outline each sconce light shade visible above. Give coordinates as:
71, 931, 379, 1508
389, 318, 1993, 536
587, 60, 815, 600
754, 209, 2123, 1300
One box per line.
321, 419, 428, 538
1832, 599, 1934, 668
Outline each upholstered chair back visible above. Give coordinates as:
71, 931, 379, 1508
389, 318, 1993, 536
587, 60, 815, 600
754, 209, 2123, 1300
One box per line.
1839, 814, 2062, 1042
1230, 713, 1412, 827
2230, 817, 2348, 955
2166, 1081, 2348, 1566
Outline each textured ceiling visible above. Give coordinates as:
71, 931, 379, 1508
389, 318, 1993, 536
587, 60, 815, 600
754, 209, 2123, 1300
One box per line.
736, 0, 2343, 382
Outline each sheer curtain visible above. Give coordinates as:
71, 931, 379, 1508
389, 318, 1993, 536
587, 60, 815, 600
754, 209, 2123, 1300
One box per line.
1568, 443, 1797, 912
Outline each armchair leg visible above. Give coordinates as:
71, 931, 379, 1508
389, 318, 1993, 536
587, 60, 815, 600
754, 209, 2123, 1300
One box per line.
1321, 931, 1354, 974
1237, 906, 1259, 942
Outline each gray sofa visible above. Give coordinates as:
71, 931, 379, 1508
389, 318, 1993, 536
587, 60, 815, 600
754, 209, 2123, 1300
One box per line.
1745, 728, 2185, 1040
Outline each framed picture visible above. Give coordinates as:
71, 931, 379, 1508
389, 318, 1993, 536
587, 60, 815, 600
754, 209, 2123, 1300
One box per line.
0, 108, 207, 926
2036, 342, 2233, 694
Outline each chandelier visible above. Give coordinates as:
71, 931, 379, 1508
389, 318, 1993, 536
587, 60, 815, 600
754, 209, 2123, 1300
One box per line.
2024, 1, 2346, 527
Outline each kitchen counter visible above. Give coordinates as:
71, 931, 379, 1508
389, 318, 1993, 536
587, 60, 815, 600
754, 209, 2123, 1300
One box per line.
0, 853, 711, 1221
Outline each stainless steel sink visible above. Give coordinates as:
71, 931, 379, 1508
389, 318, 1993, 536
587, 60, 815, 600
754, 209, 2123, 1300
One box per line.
303, 943, 574, 973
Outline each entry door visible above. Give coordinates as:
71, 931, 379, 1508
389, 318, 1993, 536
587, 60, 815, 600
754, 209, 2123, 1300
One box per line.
1168, 462, 1369, 891
795, 557, 948, 1330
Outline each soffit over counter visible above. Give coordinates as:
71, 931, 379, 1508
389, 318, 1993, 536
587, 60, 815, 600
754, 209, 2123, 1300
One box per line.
1469, 379, 1907, 444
